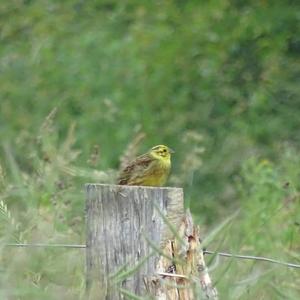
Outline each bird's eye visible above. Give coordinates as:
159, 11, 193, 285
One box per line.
163, 149, 166, 152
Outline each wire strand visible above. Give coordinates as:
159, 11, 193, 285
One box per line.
4, 243, 86, 248
3, 243, 300, 269
203, 250, 300, 269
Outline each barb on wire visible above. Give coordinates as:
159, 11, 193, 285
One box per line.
203, 250, 300, 269
3, 243, 300, 269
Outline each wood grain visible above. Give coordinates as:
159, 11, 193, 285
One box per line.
86, 184, 184, 299
86, 184, 217, 299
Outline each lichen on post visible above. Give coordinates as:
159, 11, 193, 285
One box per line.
86, 184, 217, 299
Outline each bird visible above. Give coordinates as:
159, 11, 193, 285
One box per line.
117, 145, 174, 186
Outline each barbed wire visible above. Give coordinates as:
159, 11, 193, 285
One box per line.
5, 243, 86, 248
3, 243, 300, 269
203, 250, 300, 269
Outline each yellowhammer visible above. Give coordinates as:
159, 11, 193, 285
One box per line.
118, 145, 174, 186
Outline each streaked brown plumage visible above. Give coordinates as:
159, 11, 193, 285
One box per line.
117, 145, 174, 186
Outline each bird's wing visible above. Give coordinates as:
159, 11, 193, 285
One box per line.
117, 154, 153, 185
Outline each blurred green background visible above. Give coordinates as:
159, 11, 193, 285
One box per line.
0, 1, 299, 299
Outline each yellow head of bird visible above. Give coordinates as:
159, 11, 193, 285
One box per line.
150, 145, 174, 160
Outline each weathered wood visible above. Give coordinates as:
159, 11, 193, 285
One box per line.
145, 210, 218, 299
86, 184, 217, 299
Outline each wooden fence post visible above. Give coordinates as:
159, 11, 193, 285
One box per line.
86, 184, 217, 300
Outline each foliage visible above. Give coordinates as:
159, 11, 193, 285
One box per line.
0, 0, 299, 299
207, 154, 300, 298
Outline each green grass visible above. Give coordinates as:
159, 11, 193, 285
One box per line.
0, 0, 300, 298
0, 116, 299, 299
207, 155, 300, 299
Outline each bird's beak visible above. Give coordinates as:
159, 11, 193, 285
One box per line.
169, 147, 175, 154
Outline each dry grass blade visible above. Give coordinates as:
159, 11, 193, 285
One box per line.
119, 131, 146, 171
0, 200, 23, 243
37, 107, 58, 142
